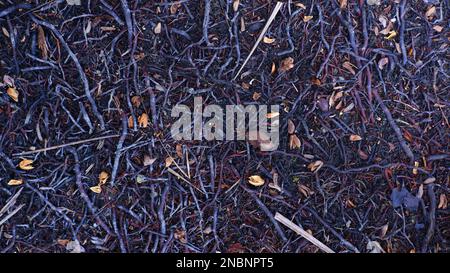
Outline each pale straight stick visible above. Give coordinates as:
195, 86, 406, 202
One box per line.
233, 1, 284, 80
274, 212, 335, 253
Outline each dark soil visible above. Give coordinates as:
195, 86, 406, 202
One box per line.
0, 0, 448, 253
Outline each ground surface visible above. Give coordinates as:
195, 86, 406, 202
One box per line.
0, 0, 448, 253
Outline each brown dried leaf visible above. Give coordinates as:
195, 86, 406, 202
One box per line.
128, 116, 134, 128
176, 144, 183, 158
98, 171, 109, 185
138, 113, 149, 128
279, 57, 294, 73
287, 119, 295, 134
8, 179, 23, 186
425, 6, 436, 19
37, 26, 48, 59
165, 156, 174, 167
308, 160, 323, 173
339, 0, 347, 9
131, 96, 142, 107
7, 87, 19, 102
252, 92, 261, 101
289, 134, 301, 149
342, 61, 356, 75
438, 194, 447, 209
248, 175, 265, 187
349, 134, 362, 142
432, 25, 443, 32
19, 159, 34, 170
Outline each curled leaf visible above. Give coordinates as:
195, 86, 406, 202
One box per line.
349, 134, 362, 141
8, 179, 23, 186
289, 134, 301, 149
19, 159, 34, 170
7, 87, 19, 102
248, 175, 265, 187
90, 185, 102, 194
99, 171, 109, 185
263, 36, 275, 44
165, 156, 174, 167
308, 160, 323, 173
279, 57, 294, 73
138, 113, 149, 128
303, 15, 313, 23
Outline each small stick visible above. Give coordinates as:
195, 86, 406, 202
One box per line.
233, 1, 284, 80
274, 212, 335, 253
13, 134, 120, 156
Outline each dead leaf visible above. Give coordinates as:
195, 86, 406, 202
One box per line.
248, 175, 265, 187
138, 113, 149, 128
3, 75, 15, 87
303, 15, 313, 23
342, 61, 356, 75
154, 22, 162, 34
90, 185, 102, 194
176, 144, 183, 158
165, 156, 174, 167
19, 159, 34, 170
358, 150, 368, 160
298, 184, 314, 197
380, 224, 389, 238
57, 239, 70, 247
438, 194, 447, 209
8, 179, 23, 186
252, 92, 261, 101
143, 155, 156, 166
349, 134, 362, 141
289, 134, 301, 149
425, 6, 436, 19
279, 57, 294, 72
37, 26, 48, 59
128, 116, 134, 128
7, 87, 19, 102
66, 240, 85, 253
342, 103, 355, 113
263, 36, 275, 44
288, 119, 295, 134
366, 241, 385, 253
268, 171, 281, 192
131, 96, 142, 107
432, 25, 443, 32
98, 171, 109, 185
136, 174, 147, 184
100, 26, 116, 32
170, 3, 181, 14
385, 31, 397, 40
339, 0, 347, 9
308, 160, 323, 173
2, 27, 9, 38
311, 77, 321, 86
271, 62, 276, 74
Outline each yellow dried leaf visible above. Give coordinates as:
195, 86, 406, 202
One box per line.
98, 171, 109, 185
90, 185, 102, 194
154, 22, 162, 34
263, 36, 275, 44
138, 113, 149, 128
248, 175, 265, 187
303, 15, 313, 23
19, 159, 34, 170
289, 134, 301, 149
385, 31, 397, 40
7, 87, 19, 102
308, 160, 323, 173
8, 179, 23, 186
349, 134, 362, 141
165, 156, 174, 167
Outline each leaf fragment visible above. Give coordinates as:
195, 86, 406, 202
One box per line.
154, 22, 162, 34
308, 160, 324, 173
303, 15, 313, 23
7, 87, 19, 102
143, 155, 156, 166
90, 185, 102, 194
8, 179, 23, 186
138, 113, 149, 128
263, 36, 275, 44
289, 134, 301, 149
349, 134, 362, 141
19, 159, 34, 170
99, 171, 109, 185
279, 57, 294, 72
248, 175, 265, 187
